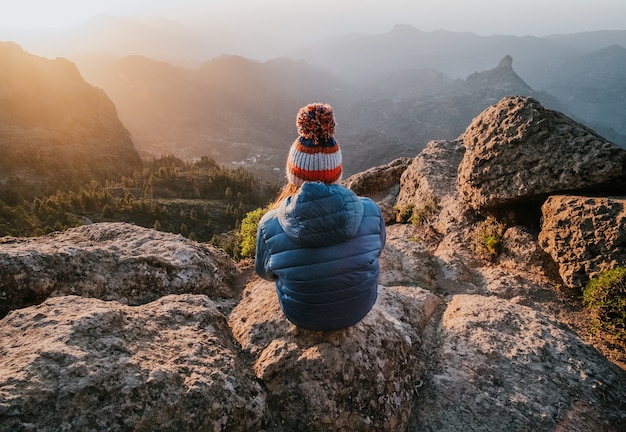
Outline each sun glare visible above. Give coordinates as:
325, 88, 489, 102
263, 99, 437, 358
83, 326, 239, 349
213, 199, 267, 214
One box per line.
0, 1, 126, 28
0, 0, 222, 29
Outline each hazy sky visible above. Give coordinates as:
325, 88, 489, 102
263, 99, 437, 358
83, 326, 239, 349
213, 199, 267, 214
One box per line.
2, 0, 625, 37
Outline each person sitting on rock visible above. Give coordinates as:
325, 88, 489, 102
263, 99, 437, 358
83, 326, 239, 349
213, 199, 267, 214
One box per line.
254, 102, 386, 331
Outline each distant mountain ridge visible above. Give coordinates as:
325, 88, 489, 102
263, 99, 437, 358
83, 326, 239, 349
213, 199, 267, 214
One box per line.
76, 53, 350, 181
75, 48, 565, 179
339, 55, 563, 174
465, 55, 532, 93
293, 25, 626, 82
535, 44, 626, 136
292, 25, 626, 139
3, 20, 625, 155
3, 24, 626, 182
0, 42, 141, 186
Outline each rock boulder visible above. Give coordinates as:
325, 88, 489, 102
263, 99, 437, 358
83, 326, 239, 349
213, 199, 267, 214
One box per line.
0, 294, 265, 432
0, 222, 237, 318
539, 195, 626, 288
396, 139, 465, 212
457, 96, 626, 211
228, 280, 442, 432
411, 294, 626, 432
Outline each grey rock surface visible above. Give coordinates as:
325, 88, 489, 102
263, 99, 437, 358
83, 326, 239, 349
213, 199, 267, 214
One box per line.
0, 294, 265, 432
539, 195, 626, 288
0, 222, 237, 317
379, 224, 438, 289
228, 280, 442, 432
457, 96, 626, 210
396, 139, 465, 213
411, 294, 626, 432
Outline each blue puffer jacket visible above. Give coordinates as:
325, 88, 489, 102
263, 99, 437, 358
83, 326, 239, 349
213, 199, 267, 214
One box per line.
255, 181, 386, 331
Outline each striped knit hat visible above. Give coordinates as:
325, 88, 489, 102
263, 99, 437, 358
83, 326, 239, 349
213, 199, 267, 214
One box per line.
286, 103, 342, 186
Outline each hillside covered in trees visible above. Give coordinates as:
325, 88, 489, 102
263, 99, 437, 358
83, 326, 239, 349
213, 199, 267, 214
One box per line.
0, 154, 278, 257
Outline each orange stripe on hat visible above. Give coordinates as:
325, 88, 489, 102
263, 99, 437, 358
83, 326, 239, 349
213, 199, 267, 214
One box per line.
287, 162, 343, 183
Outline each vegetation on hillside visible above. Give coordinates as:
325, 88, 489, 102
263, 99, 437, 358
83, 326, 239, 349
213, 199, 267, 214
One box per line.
0, 155, 279, 257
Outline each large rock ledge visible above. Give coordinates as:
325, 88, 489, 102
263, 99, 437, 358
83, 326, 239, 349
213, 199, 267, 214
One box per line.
412, 295, 626, 432
3, 281, 625, 431
0, 283, 444, 432
228, 281, 442, 431
457, 96, 626, 211
0, 294, 265, 431
0, 222, 237, 317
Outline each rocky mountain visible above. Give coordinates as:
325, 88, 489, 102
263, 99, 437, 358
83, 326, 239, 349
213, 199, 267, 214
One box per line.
76, 53, 349, 182
339, 55, 563, 174
293, 24, 570, 81
293, 25, 626, 142
295, 25, 626, 83
2, 96, 625, 431
0, 42, 141, 185
543, 30, 626, 54
5, 22, 625, 148
76, 49, 562, 181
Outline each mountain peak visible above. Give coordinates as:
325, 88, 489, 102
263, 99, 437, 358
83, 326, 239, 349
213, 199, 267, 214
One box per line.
390, 24, 419, 33
498, 54, 513, 68
465, 55, 532, 94
0, 43, 141, 180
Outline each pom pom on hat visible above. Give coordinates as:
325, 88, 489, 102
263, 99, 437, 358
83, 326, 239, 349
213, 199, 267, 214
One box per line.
296, 102, 336, 143
287, 103, 342, 186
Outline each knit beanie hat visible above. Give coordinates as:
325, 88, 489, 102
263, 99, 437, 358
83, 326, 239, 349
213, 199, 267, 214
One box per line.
286, 103, 342, 186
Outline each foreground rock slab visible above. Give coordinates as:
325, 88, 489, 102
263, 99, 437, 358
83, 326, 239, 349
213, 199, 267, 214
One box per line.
0, 294, 265, 432
0, 222, 237, 317
229, 281, 442, 432
412, 294, 626, 432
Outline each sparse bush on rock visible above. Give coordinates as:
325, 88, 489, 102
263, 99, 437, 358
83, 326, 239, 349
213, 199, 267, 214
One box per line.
584, 267, 626, 341
238, 207, 268, 259
409, 197, 440, 226
471, 215, 506, 261
395, 204, 414, 224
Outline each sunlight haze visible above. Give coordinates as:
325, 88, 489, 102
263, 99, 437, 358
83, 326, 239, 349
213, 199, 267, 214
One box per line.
1, 0, 625, 65
2, 0, 624, 35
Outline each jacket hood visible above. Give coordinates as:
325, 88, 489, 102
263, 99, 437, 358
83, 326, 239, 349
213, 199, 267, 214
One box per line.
277, 182, 364, 247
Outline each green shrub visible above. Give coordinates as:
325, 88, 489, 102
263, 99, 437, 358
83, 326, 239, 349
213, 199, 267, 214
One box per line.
583, 267, 626, 340
238, 207, 268, 259
395, 204, 414, 224
471, 216, 505, 261
411, 198, 440, 226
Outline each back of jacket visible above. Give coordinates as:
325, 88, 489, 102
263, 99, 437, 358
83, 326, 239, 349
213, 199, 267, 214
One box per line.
255, 182, 386, 331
